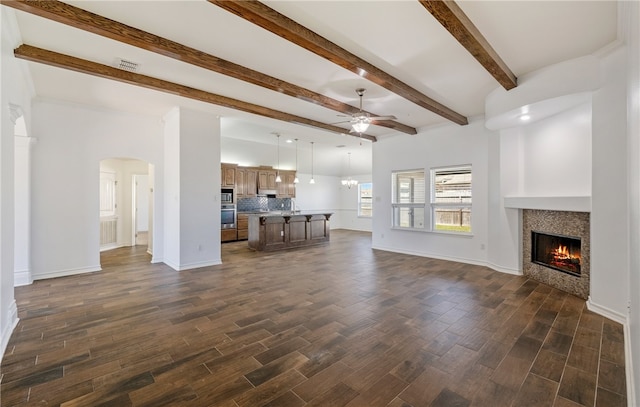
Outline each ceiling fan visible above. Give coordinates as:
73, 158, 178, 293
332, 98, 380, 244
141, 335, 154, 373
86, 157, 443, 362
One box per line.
336, 88, 397, 134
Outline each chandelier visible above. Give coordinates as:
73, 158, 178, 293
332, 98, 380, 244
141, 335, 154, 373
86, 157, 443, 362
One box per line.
341, 152, 358, 189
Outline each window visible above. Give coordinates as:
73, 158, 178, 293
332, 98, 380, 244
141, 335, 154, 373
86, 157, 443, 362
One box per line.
358, 182, 373, 217
392, 170, 426, 229
431, 165, 472, 233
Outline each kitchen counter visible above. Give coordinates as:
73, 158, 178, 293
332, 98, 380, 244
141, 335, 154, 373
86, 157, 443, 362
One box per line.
247, 212, 332, 251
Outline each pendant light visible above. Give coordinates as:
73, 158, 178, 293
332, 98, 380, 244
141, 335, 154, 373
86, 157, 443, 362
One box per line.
294, 138, 299, 184
309, 141, 315, 184
341, 152, 358, 189
275, 133, 282, 183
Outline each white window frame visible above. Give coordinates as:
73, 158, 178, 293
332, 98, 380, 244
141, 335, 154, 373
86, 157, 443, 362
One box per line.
430, 165, 472, 234
391, 169, 426, 230
358, 182, 373, 218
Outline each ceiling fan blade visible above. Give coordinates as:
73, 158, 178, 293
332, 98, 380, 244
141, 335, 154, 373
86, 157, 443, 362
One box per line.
371, 115, 397, 121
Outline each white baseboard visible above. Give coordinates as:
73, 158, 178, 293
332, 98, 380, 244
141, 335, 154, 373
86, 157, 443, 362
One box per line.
14, 269, 33, 286
586, 297, 627, 324
371, 245, 522, 276
176, 259, 222, 271
587, 297, 636, 406
623, 323, 637, 407
32, 265, 102, 281
1, 300, 19, 360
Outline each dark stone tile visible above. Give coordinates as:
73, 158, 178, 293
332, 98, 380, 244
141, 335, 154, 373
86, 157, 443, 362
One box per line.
513, 373, 558, 407
595, 387, 627, 407
531, 349, 567, 382
598, 359, 626, 396
430, 388, 470, 407
542, 330, 573, 356
566, 344, 599, 375
558, 366, 596, 406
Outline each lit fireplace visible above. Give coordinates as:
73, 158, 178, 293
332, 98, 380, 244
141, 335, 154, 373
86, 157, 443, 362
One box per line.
531, 231, 581, 276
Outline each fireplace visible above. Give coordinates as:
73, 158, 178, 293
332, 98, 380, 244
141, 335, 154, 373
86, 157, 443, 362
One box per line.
523, 210, 590, 299
531, 231, 581, 276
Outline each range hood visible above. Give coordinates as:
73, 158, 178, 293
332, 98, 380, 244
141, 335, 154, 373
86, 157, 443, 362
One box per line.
257, 189, 277, 197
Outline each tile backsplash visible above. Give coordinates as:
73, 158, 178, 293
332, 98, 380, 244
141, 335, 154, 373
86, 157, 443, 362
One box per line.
237, 197, 291, 212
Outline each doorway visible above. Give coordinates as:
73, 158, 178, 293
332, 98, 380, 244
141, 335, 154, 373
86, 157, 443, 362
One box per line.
99, 158, 152, 253
132, 174, 149, 246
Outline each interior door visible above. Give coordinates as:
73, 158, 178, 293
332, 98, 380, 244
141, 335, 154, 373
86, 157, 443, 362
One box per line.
99, 170, 118, 250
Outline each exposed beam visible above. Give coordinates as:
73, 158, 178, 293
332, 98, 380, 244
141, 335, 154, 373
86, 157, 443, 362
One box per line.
418, 0, 517, 90
209, 0, 468, 126
0, 0, 415, 135
14, 44, 377, 142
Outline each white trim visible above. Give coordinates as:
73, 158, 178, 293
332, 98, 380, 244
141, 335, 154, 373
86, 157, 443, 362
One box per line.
371, 245, 521, 276
32, 265, 102, 281
1, 300, 19, 360
503, 196, 591, 212
586, 297, 627, 325
14, 269, 32, 286
624, 322, 637, 407
165, 259, 222, 271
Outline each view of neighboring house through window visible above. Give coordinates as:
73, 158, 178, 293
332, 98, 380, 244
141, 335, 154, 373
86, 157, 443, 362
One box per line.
431, 165, 472, 233
392, 170, 426, 229
358, 182, 373, 217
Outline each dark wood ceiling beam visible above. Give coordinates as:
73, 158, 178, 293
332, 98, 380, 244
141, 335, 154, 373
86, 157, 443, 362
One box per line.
0, 0, 414, 135
418, 0, 517, 90
208, 0, 468, 126
13, 44, 377, 142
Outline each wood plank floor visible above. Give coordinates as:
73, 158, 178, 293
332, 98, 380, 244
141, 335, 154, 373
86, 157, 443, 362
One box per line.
1, 230, 627, 406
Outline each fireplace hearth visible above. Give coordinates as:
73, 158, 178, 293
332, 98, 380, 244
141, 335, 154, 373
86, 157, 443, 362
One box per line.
531, 231, 581, 276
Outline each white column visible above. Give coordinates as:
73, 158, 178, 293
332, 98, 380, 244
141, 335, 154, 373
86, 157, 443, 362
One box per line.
163, 107, 221, 270
14, 134, 35, 285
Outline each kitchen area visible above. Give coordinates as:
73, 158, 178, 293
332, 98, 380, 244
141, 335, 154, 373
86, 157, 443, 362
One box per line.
221, 163, 332, 251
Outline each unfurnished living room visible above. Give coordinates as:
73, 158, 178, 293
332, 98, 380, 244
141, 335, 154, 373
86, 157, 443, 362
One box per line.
1, 1, 639, 406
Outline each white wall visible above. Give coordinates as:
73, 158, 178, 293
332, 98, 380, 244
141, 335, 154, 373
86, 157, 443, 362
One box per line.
164, 107, 221, 270
621, 1, 639, 403
520, 104, 592, 197
371, 119, 491, 266
30, 100, 164, 280
591, 46, 629, 321
1, 7, 33, 357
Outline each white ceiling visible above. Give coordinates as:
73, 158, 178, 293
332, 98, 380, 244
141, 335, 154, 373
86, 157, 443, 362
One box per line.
6, 0, 618, 176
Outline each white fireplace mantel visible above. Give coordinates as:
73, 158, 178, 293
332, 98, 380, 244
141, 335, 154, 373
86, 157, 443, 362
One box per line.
503, 196, 591, 212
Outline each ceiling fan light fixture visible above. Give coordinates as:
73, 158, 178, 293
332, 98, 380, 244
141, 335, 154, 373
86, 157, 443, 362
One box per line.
352, 119, 370, 134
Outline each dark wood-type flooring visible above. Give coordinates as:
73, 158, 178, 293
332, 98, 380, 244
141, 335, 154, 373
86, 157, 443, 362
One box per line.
1, 230, 627, 406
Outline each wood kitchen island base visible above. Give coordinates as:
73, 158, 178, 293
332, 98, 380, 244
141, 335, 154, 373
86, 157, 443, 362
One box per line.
248, 212, 332, 251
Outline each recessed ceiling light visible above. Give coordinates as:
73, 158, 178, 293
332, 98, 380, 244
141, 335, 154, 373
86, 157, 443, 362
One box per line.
520, 114, 531, 121
286, 139, 293, 143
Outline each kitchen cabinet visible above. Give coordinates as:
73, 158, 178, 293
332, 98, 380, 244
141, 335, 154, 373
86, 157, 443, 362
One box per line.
258, 170, 277, 190
237, 213, 249, 240
248, 212, 332, 251
277, 171, 297, 198
221, 164, 236, 187
221, 229, 237, 242
236, 168, 258, 198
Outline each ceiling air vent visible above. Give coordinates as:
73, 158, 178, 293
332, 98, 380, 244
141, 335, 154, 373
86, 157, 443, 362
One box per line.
114, 58, 139, 73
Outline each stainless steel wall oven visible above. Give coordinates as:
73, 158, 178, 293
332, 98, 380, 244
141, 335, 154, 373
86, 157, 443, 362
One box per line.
221, 204, 236, 229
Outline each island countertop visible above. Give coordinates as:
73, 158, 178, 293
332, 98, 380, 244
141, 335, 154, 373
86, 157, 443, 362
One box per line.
247, 212, 332, 251
246, 211, 333, 218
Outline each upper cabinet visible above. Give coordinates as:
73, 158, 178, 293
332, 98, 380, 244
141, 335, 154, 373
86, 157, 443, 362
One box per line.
258, 169, 277, 191
236, 167, 257, 198
221, 163, 236, 187
277, 171, 296, 198
225, 164, 295, 198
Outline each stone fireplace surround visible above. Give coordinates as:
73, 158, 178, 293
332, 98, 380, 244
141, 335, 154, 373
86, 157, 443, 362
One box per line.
523, 209, 590, 299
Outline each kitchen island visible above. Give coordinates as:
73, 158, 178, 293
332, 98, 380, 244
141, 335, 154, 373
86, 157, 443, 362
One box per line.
247, 212, 332, 251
